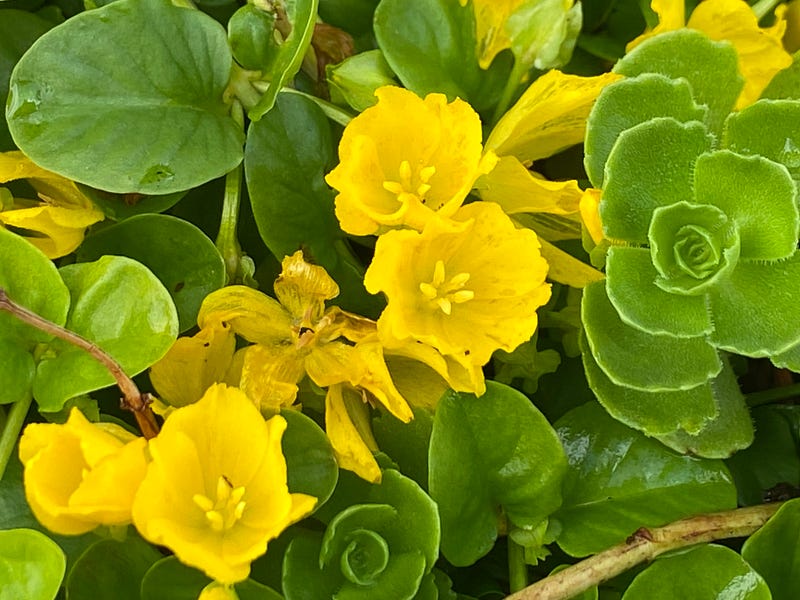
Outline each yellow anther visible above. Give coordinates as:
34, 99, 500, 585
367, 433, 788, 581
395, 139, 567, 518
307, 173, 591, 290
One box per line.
383, 181, 404, 194
437, 298, 453, 315
452, 290, 475, 303
421, 261, 475, 315
419, 165, 436, 182
193, 475, 247, 532
432, 260, 446, 286
419, 282, 438, 299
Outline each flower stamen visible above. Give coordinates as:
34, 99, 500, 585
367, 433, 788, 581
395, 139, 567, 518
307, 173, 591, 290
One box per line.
419, 260, 474, 315
382, 161, 437, 205
193, 475, 247, 532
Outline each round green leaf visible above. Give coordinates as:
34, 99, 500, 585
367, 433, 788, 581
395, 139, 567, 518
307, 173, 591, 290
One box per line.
613, 29, 742, 136
65, 536, 161, 600
6, 0, 243, 194
78, 185, 186, 221
585, 73, 707, 188
0, 227, 69, 346
553, 402, 737, 557
76, 214, 225, 332
742, 498, 800, 599
33, 256, 179, 411
429, 381, 567, 566
281, 408, 339, 512
228, 4, 279, 72
601, 118, 712, 244
0, 528, 65, 600
622, 545, 769, 600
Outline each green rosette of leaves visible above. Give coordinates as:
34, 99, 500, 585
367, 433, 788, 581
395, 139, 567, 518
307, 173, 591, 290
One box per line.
581, 29, 800, 457
282, 469, 440, 600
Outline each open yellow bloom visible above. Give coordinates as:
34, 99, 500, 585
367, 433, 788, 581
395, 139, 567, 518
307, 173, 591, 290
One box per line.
132, 384, 316, 584
19, 408, 148, 535
628, 0, 792, 108
365, 201, 551, 372
0, 151, 104, 257
325, 86, 496, 235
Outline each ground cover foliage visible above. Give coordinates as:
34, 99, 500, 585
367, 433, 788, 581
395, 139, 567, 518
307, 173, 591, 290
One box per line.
2, 0, 800, 598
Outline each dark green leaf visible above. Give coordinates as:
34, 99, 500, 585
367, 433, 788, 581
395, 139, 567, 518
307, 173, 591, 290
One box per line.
0, 528, 64, 600
553, 402, 737, 556
77, 214, 226, 332
372, 405, 433, 491
429, 381, 567, 566
78, 185, 185, 222
7, 0, 243, 194
228, 4, 279, 71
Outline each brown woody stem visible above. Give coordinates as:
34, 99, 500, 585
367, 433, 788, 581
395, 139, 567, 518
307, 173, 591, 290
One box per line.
506, 502, 785, 600
0, 288, 159, 439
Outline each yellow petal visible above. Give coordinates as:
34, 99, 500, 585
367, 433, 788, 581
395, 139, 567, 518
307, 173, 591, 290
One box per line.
349, 340, 413, 423
485, 70, 623, 162
538, 237, 605, 288
476, 155, 583, 214
273, 251, 340, 323
0, 203, 103, 258
0, 151, 94, 209
579, 187, 604, 245
626, 0, 686, 51
238, 344, 305, 414
471, 0, 528, 68
198, 286, 294, 347
149, 321, 236, 408
324, 384, 381, 483
688, 0, 792, 108
383, 354, 450, 410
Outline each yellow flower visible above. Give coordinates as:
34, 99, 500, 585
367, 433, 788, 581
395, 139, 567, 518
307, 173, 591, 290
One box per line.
19, 408, 148, 535
0, 151, 104, 257
325, 86, 496, 235
628, 0, 792, 108
132, 384, 316, 585
364, 201, 551, 370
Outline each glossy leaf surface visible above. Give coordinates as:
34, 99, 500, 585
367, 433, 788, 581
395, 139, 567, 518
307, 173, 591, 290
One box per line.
0, 528, 65, 600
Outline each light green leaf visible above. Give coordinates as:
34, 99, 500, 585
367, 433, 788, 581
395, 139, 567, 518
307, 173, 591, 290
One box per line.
248, 0, 318, 120
693, 151, 798, 261
708, 252, 800, 356
553, 402, 737, 557
724, 99, 800, 184
76, 214, 226, 332
327, 50, 396, 113
228, 4, 279, 72
623, 545, 769, 600
601, 118, 712, 244
581, 281, 722, 392
742, 498, 800, 600
0, 528, 65, 600
6, 0, 242, 194
372, 405, 433, 491
506, 0, 582, 71
33, 256, 178, 411
0, 339, 34, 405
585, 74, 707, 187
605, 245, 713, 338
429, 381, 567, 566
761, 51, 800, 100
613, 29, 742, 136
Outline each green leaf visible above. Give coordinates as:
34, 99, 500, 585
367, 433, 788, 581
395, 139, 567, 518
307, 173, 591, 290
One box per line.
585, 73, 707, 188
6, 0, 243, 194
0, 9, 52, 151
613, 29, 742, 136
228, 4, 279, 72
506, 0, 582, 71
581, 281, 722, 392
0, 338, 34, 405
319, 0, 379, 39
761, 52, 800, 100
726, 407, 800, 505
601, 118, 712, 244
708, 252, 800, 356
65, 536, 161, 600
327, 50, 396, 112
429, 381, 567, 566
622, 545, 769, 600
248, 0, 318, 120
693, 151, 799, 261
0, 528, 64, 600
372, 405, 433, 491
33, 256, 178, 411
78, 185, 186, 222
605, 245, 713, 338
723, 99, 800, 184
742, 498, 800, 600
553, 402, 737, 557
0, 227, 69, 346
281, 408, 339, 512
244, 92, 382, 317
76, 214, 226, 332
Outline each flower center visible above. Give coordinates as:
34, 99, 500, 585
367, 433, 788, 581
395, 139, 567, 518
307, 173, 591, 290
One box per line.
419, 260, 474, 315
193, 475, 247, 532
382, 160, 436, 205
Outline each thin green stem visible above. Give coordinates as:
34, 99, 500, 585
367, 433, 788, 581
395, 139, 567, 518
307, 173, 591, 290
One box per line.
216, 100, 247, 284
751, 0, 782, 20
0, 394, 33, 481
254, 84, 355, 127
491, 59, 531, 127
508, 538, 529, 594
505, 502, 784, 600
228, 64, 263, 112
746, 382, 800, 407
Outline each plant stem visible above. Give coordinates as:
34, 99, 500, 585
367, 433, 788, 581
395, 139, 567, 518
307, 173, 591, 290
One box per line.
0, 394, 33, 480
505, 502, 785, 600
0, 288, 159, 439
746, 382, 800, 407
508, 538, 529, 593
215, 100, 248, 285
751, 0, 782, 20
491, 58, 531, 127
